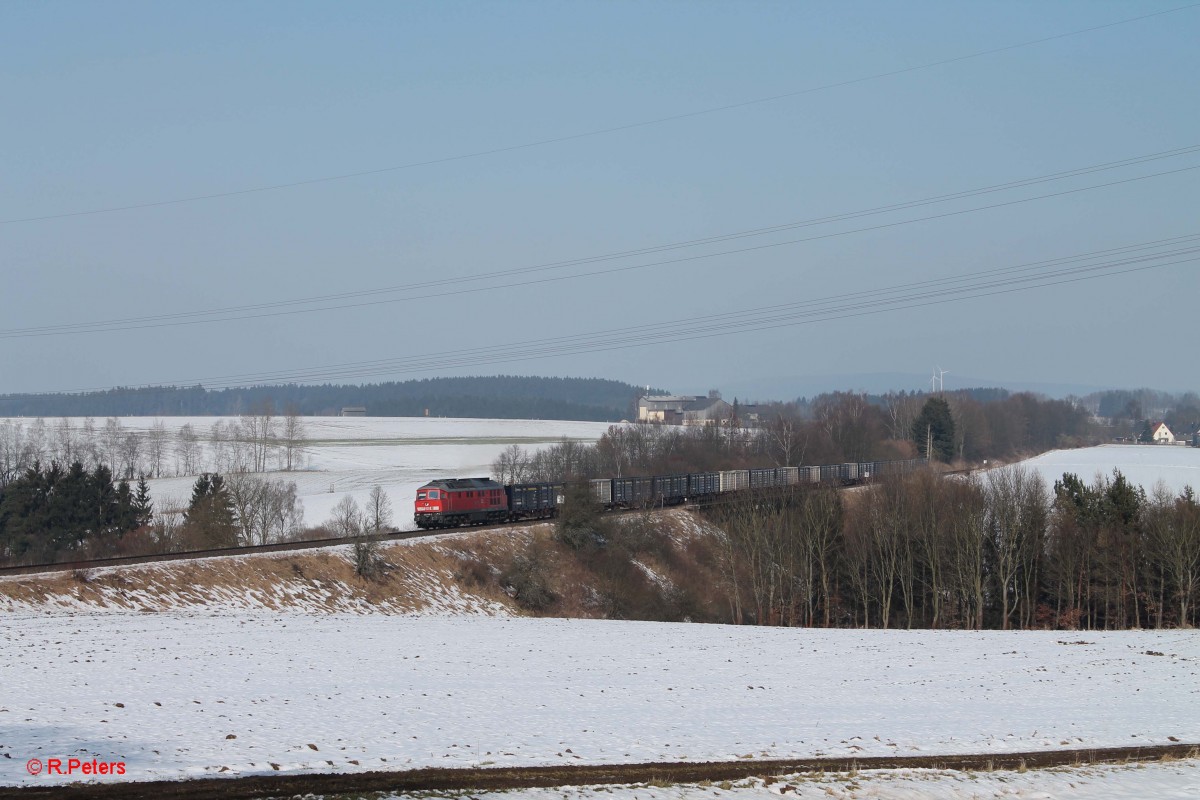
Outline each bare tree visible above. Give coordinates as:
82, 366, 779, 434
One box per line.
146, 420, 169, 477
225, 472, 305, 545
80, 417, 98, 466
224, 470, 259, 546
365, 485, 393, 533
1145, 485, 1200, 627
329, 495, 363, 537
119, 430, 143, 479
26, 418, 48, 465
861, 481, 905, 628
0, 420, 29, 486
261, 480, 304, 542
816, 392, 878, 462
985, 465, 1048, 630
280, 405, 306, 472
210, 420, 232, 473
175, 424, 200, 476
492, 444, 531, 485
710, 489, 820, 626
765, 412, 807, 467
54, 418, 78, 465
150, 496, 184, 553
944, 475, 989, 629
884, 392, 922, 443
239, 399, 277, 473
102, 417, 123, 474
800, 486, 842, 627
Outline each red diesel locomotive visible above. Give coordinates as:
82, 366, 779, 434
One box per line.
414, 478, 564, 529
414, 478, 508, 528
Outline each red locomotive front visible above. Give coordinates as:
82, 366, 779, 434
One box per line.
414, 486, 443, 514
414, 477, 508, 529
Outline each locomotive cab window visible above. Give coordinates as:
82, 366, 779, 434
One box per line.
428, 490, 440, 499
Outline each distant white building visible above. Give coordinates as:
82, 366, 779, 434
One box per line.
1148, 421, 1174, 443
638, 391, 758, 429
340, 406, 367, 417
637, 394, 696, 424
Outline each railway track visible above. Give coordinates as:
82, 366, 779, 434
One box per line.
0, 503, 690, 578
0, 523, 514, 578
3, 744, 1196, 800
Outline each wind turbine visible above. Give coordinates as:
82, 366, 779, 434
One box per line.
937, 366, 949, 393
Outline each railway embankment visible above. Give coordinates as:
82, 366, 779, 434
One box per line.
0, 508, 726, 617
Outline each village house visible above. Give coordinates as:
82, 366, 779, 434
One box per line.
1145, 421, 1174, 443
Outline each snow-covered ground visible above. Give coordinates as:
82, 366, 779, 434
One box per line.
1015, 444, 1200, 496
1, 415, 612, 530
419, 762, 1200, 800
2, 614, 1197, 787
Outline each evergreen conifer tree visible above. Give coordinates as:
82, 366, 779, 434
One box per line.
911, 397, 956, 462
184, 473, 239, 547
88, 464, 118, 540
133, 474, 153, 527
114, 478, 136, 533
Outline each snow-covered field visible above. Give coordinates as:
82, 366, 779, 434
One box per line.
1015, 444, 1200, 496
2, 613, 1197, 787
150, 416, 609, 528
5, 427, 1200, 794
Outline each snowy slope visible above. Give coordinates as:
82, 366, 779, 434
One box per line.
2, 614, 1197, 786
0, 531, 528, 615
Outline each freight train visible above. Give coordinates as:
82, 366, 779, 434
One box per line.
413, 458, 926, 529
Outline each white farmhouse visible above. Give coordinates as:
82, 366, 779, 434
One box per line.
1147, 421, 1174, 443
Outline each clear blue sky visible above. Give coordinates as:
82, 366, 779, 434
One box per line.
2, 1, 1197, 399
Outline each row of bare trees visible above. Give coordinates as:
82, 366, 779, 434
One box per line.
492, 389, 1097, 486
327, 486, 394, 537
493, 423, 808, 485
707, 467, 1199, 630
0, 406, 307, 485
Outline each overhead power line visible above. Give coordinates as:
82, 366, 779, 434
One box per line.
51, 233, 1199, 393
3, 3, 1197, 226
4, 146, 1198, 340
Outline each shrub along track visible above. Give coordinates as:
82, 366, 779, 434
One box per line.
4, 744, 1198, 800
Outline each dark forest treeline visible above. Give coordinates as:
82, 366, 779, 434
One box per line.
0, 376, 663, 421
704, 467, 1199, 630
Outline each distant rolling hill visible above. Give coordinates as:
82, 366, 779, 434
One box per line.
0, 375, 667, 421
